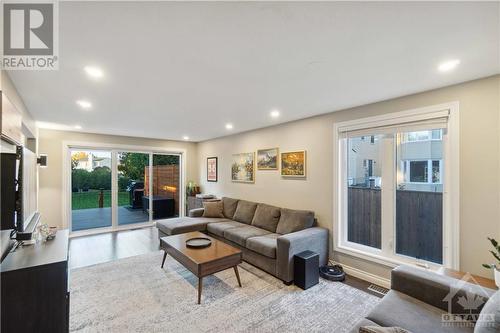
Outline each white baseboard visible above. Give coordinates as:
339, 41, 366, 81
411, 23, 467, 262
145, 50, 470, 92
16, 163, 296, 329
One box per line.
340, 263, 391, 289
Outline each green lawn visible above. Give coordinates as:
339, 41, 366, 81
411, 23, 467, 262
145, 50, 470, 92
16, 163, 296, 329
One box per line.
72, 190, 130, 210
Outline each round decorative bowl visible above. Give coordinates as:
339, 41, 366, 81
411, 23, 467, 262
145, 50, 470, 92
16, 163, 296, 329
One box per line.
186, 237, 212, 248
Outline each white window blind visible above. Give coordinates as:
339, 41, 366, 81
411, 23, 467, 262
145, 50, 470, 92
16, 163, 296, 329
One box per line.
338, 110, 449, 138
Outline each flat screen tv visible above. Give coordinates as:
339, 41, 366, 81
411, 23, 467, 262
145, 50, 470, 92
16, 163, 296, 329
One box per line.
1, 145, 40, 240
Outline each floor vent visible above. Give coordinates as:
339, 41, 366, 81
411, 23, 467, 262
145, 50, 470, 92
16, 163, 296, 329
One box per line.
367, 284, 389, 296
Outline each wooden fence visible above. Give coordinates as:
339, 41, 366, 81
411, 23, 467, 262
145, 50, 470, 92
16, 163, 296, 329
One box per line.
144, 165, 180, 215
347, 187, 443, 264
348, 187, 382, 249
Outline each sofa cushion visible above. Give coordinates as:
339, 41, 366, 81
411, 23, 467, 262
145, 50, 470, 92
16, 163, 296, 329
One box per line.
246, 233, 279, 258
475, 291, 500, 333
276, 208, 314, 234
202, 201, 224, 218
223, 225, 270, 247
232, 200, 258, 224
156, 217, 229, 236
251, 204, 281, 233
207, 221, 247, 237
222, 197, 239, 219
367, 290, 473, 333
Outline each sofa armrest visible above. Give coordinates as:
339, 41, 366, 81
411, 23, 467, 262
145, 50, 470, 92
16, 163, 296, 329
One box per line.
188, 208, 204, 217
391, 265, 495, 314
276, 227, 329, 283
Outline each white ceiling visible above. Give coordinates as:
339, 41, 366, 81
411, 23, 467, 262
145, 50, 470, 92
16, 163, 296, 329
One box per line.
8, 1, 500, 142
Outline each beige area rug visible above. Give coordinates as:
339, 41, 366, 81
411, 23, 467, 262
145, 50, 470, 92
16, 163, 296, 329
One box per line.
70, 251, 379, 332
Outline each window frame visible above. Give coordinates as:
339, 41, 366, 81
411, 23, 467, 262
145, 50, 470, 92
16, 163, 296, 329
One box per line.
333, 102, 460, 270
403, 159, 443, 185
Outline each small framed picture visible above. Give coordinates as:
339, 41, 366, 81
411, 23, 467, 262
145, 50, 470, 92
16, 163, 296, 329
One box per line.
281, 150, 306, 178
257, 148, 279, 170
207, 157, 218, 182
231, 152, 255, 183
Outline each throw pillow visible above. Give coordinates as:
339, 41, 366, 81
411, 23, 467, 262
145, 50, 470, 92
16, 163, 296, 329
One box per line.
202, 201, 224, 218
222, 197, 239, 219
232, 200, 258, 224
251, 203, 281, 232
276, 208, 314, 234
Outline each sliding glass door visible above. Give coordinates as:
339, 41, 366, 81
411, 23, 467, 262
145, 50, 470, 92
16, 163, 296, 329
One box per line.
71, 149, 112, 231
117, 152, 150, 226
69, 147, 182, 233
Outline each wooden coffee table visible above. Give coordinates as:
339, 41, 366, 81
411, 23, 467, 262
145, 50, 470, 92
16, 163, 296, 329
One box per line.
160, 231, 242, 304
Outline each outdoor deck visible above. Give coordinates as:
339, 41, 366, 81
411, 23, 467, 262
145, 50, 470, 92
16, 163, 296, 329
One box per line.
71, 207, 149, 231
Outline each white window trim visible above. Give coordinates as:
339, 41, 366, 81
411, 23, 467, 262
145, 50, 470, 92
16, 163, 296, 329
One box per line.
333, 101, 460, 270
62, 141, 187, 236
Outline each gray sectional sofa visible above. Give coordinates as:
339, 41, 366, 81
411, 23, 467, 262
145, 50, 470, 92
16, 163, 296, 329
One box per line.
350, 265, 499, 333
156, 197, 329, 283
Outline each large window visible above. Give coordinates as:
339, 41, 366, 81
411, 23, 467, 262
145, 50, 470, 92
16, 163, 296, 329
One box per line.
335, 105, 459, 269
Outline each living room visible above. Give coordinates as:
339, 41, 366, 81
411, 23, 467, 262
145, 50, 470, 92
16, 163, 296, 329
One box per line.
1, 2, 499, 333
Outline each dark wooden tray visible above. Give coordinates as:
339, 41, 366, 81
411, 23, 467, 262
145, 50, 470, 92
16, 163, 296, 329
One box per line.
186, 237, 212, 248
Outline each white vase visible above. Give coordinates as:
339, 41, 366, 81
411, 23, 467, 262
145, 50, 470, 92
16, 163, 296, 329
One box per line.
495, 267, 500, 288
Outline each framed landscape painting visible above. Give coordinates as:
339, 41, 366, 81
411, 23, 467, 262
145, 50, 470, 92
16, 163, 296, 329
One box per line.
281, 150, 306, 178
207, 157, 218, 182
257, 148, 279, 170
231, 153, 255, 183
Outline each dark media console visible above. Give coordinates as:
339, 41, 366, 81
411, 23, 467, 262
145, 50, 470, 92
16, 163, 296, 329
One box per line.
1, 230, 70, 333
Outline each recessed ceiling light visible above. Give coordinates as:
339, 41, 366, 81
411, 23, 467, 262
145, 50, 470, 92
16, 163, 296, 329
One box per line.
183, 136, 190, 140
74, 125, 82, 130
270, 109, 280, 118
76, 100, 92, 110
438, 59, 460, 72
225, 123, 233, 130
84, 66, 104, 79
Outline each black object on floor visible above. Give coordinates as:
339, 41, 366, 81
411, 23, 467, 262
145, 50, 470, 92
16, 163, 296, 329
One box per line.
319, 264, 346, 282
142, 196, 175, 219
294, 250, 319, 290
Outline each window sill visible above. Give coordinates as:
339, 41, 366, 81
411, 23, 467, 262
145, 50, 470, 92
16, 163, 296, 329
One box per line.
334, 243, 443, 271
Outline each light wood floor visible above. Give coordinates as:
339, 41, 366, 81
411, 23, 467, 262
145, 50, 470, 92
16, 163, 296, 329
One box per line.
69, 226, 159, 269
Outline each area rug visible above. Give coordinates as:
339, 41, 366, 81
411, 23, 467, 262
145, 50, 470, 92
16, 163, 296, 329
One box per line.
70, 251, 379, 332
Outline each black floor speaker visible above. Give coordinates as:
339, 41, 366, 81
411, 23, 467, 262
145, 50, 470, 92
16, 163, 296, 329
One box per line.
293, 250, 319, 290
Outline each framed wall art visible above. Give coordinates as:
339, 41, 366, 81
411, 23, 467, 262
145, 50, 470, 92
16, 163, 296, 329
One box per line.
231, 152, 255, 183
281, 150, 306, 178
207, 157, 218, 182
257, 148, 279, 170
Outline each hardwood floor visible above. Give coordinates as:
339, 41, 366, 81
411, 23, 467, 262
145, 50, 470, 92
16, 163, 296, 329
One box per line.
69, 226, 159, 269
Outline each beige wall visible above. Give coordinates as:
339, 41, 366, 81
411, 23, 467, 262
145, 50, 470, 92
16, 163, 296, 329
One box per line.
197, 75, 500, 279
38, 129, 198, 229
